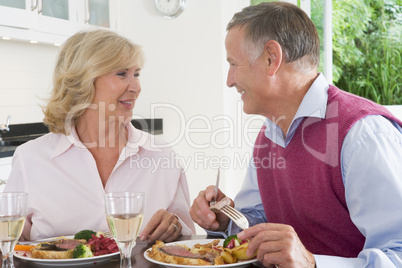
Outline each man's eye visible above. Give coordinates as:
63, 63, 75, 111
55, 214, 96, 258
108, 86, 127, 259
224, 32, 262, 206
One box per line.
134, 73, 140, 78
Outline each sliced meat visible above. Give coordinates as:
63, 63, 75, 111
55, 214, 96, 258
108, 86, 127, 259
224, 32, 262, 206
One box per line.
210, 196, 232, 212
161, 246, 202, 258
56, 239, 85, 250
203, 251, 220, 263
39, 244, 68, 251
147, 240, 212, 266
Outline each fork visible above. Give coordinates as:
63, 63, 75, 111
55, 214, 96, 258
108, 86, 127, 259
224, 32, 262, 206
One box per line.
220, 205, 249, 230
102, 230, 114, 238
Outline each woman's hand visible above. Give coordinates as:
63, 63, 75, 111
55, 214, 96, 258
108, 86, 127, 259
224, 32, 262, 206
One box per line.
139, 209, 182, 242
189, 185, 233, 232
237, 223, 316, 268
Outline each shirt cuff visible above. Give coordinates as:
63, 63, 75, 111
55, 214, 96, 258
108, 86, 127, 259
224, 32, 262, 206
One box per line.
314, 254, 364, 267
171, 213, 193, 236
205, 229, 227, 238
204, 220, 235, 238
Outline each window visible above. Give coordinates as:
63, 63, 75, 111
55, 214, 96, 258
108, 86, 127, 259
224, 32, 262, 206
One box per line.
250, 0, 402, 105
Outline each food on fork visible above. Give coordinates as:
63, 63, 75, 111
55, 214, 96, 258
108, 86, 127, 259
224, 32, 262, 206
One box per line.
210, 199, 249, 230
147, 237, 256, 265
209, 196, 232, 212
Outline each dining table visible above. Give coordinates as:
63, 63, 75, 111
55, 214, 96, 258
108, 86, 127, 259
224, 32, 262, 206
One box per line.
1, 235, 263, 267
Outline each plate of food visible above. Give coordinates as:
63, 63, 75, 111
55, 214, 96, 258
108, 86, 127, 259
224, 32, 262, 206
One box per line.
144, 235, 258, 268
14, 230, 119, 266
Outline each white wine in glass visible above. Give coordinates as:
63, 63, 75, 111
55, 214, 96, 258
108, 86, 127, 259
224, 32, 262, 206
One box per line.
104, 192, 145, 268
0, 192, 28, 268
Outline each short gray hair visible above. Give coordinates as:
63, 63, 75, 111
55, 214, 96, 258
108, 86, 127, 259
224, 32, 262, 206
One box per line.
227, 2, 320, 72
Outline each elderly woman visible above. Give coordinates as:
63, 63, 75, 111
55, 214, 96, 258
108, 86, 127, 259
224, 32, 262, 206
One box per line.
5, 29, 195, 242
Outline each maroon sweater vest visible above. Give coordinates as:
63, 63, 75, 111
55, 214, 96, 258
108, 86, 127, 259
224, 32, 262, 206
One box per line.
254, 85, 402, 257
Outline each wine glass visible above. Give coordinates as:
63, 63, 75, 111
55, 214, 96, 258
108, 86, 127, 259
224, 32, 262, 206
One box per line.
104, 192, 145, 268
0, 192, 28, 268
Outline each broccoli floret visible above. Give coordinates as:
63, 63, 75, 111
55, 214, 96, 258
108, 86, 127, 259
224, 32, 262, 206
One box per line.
73, 244, 93, 258
74, 230, 97, 241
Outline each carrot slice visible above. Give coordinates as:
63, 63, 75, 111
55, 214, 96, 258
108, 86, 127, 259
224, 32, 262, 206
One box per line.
14, 245, 34, 251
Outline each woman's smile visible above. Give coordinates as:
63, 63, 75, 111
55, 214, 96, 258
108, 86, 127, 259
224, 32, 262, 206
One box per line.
119, 99, 135, 109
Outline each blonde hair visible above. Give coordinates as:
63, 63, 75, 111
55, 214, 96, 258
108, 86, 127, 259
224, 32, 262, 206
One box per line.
43, 29, 144, 134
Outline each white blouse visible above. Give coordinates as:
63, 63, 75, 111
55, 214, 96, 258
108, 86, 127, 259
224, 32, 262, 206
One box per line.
5, 123, 195, 241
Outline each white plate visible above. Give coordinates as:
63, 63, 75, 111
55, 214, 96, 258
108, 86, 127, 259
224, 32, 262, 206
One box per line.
14, 235, 119, 266
144, 239, 258, 268
14, 251, 119, 266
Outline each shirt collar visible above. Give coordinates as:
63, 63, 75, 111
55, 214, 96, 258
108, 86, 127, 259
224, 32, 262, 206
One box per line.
51, 123, 161, 159
263, 73, 329, 147
51, 127, 81, 159
121, 123, 162, 160
292, 72, 329, 121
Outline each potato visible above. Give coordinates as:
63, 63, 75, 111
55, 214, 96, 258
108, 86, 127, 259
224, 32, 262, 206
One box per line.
220, 249, 237, 264
231, 243, 256, 260
214, 256, 226, 265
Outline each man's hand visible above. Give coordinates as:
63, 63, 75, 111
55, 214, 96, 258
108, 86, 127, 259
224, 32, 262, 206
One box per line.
140, 209, 181, 242
189, 185, 233, 231
237, 223, 315, 268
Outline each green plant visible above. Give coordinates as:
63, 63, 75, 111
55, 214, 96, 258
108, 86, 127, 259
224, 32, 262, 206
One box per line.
333, 0, 401, 105
251, 0, 402, 105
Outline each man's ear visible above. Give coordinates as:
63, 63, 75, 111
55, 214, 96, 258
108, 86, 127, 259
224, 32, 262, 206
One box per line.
265, 40, 283, 76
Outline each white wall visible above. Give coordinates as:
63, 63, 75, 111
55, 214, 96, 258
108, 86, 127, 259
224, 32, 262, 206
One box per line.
0, 0, 252, 234
117, 0, 252, 234
385, 106, 402, 120
0, 41, 58, 122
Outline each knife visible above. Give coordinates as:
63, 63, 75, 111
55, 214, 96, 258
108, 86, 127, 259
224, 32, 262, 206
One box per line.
210, 168, 220, 205
17, 236, 67, 245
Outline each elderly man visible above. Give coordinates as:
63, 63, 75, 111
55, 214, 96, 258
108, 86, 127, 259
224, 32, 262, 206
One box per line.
190, 2, 402, 268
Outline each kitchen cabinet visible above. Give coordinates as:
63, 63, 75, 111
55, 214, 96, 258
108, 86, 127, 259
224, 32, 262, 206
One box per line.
79, 0, 119, 29
35, 0, 80, 39
0, 0, 36, 30
0, 0, 119, 44
0, 157, 12, 192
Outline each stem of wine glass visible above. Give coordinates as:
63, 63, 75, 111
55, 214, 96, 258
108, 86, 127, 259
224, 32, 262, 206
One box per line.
118, 241, 135, 268
1, 240, 17, 268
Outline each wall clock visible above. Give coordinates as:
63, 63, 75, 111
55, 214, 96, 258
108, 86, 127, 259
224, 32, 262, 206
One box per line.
154, 0, 187, 19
